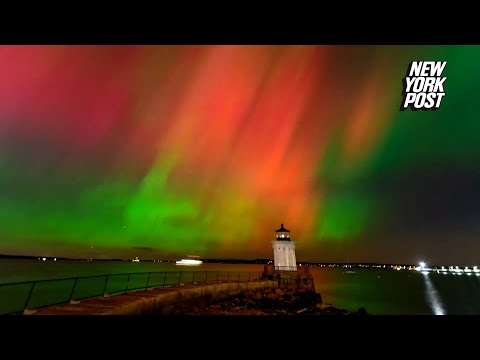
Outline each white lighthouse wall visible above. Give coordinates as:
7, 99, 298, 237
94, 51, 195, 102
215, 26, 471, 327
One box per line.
271, 241, 297, 271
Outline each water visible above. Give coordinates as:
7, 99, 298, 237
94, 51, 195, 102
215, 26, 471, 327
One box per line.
1, 259, 480, 315
0, 258, 262, 283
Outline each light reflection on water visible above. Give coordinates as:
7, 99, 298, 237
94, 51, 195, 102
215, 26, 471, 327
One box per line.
421, 272, 446, 315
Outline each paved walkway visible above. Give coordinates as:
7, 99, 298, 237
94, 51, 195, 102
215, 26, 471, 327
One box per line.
24, 280, 278, 315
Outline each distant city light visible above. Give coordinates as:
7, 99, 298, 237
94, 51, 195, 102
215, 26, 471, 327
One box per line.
54, 258, 56, 261
42, 257, 46, 261
419, 262, 426, 268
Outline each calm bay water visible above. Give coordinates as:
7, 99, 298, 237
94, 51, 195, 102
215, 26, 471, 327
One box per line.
1, 258, 480, 315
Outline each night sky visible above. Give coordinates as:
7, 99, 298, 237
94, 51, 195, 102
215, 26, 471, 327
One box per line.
0, 45, 479, 264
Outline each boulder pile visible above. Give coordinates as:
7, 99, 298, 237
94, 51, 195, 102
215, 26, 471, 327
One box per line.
179, 286, 367, 315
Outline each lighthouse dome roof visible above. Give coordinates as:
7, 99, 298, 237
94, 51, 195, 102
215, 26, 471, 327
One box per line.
275, 224, 290, 232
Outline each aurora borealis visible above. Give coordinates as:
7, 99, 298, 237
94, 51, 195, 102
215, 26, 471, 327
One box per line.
1, 45, 480, 264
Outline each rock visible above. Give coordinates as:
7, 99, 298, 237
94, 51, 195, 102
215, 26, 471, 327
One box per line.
244, 291, 254, 298
275, 288, 285, 296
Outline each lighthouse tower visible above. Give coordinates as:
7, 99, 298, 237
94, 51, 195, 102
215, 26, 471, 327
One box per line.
271, 224, 297, 272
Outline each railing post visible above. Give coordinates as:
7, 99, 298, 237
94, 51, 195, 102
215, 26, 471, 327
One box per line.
163, 272, 167, 287
192, 272, 195, 283
227, 272, 230, 282
205, 271, 208, 283
68, 278, 78, 302
24, 281, 36, 311
146, 272, 151, 290
178, 271, 182, 285
216, 272, 219, 282
102, 275, 109, 297
238, 272, 240, 282
249, 272, 251, 281
125, 273, 131, 294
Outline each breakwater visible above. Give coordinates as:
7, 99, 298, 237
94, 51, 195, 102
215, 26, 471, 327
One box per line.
186, 286, 367, 315
26, 280, 279, 315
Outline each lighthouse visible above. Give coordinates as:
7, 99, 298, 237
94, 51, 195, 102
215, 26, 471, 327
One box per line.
271, 224, 297, 272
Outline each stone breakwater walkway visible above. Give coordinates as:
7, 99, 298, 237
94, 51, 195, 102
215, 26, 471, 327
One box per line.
180, 286, 368, 315
23, 280, 367, 316
24, 280, 278, 315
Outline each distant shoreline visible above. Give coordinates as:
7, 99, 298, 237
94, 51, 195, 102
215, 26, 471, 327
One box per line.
0, 254, 270, 264
0, 254, 417, 267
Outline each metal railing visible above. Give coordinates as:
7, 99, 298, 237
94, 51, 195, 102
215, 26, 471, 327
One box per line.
0, 270, 262, 315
